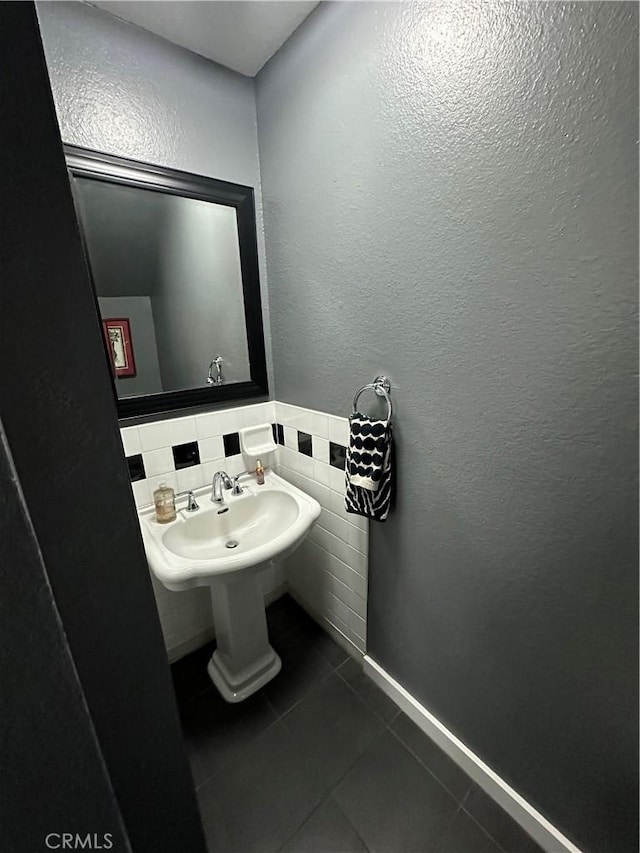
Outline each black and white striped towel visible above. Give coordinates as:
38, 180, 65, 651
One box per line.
345, 413, 393, 522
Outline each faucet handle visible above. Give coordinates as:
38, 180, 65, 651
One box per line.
177, 490, 200, 512
231, 471, 252, 496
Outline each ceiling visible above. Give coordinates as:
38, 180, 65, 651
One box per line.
88, 1, 319, 77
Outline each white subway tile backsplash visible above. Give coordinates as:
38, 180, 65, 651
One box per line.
176, 464, 205, 493
272, 402, 369, 653
347, 609, 366, 639
195, 412, 224, 439
320, 509, 368, 553
139, 421, 171, 452
348, 524, 368, 554
327, 554, 368, 598
328, 464, 346, 493
312, 436, 330, 464
318, 508, 339, 537
121, 426, 141, 457
263, 401, 276, 423
196, 407, 240, 438
280, 403, 315, 433
328, 416, 349, 446
292, 451, 314, 479
309, 411, 329, 439
304, 478, 331, 509
279, 465, 302, 491
327, 574, 365, 619
132, 478, 151, 509
343, 624, 366, 653
146, 471, 178, 496
325, 608, 348, 638
142, 447, 174, 478
328, 593, 350, 626
309, 525, 368, 577
312, 460, 331, 489
241, 404, 266, 428
199, 435, 225, 462
168, 417, 197, 447
291, 410, 314, 434
226, 408, 251, 433
279, 445, 297, 469
283, 425, 297, 450
225, 453, 245, 476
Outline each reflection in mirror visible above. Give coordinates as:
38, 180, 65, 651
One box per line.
73, 177, 251, 399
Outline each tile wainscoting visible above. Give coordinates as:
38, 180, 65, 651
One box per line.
275, 402, 369, 655
121, 400, 369, 661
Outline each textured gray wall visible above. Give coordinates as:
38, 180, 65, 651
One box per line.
256, 3, 638, 851
98, 296, 163, 397
37, 0, 273, 395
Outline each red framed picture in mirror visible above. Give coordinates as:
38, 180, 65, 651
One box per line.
102, 318, 136, 377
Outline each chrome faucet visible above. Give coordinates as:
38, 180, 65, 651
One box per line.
211, 470, 252, 503
207, 356, 224, 386
177, 490, 200, 512
231, 471, 249, 496
211, 470, 233, 504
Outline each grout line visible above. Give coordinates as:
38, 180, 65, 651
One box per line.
432, 798, 466, 853
323, 726, 388, 797
303, 536, 368, 580
332, 660, 396, 727
275, 795, 331, 852
457, 802, 525, 853
388, 707, 402, 725
313, 521, 368, 558
328, 795, 372, 853
272, 662, 335, 721
460, 785, 473, 808
386, 724, 472, 806
193, 714, 281, 793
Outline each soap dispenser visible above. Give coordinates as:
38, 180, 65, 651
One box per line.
153, 481, 176, 523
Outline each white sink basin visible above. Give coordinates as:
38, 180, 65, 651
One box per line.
138, 469, 320, 703
140, 470, 320, 591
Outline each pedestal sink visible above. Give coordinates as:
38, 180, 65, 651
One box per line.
139, 470, 321, 702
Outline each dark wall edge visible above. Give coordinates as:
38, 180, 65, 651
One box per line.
0, 6, 207, 851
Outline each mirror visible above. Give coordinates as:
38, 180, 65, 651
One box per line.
65, 145, 268, 418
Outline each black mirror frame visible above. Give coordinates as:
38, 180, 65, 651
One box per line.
64, 144, 269, 420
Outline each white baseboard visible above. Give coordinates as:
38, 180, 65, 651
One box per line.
363, 656, 581, 853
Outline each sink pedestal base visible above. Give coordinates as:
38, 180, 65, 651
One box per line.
207, 572, 281, 703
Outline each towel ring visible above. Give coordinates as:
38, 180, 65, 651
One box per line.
352, 375, 392, 422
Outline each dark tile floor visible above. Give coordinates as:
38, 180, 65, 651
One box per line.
171, 595, 542, 853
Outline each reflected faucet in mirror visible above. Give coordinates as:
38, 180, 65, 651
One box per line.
207, 355, 224, 386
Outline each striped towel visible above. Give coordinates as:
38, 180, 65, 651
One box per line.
345, 413, 393, 522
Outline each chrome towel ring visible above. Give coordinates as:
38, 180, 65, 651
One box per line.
352, 375, 392, 422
